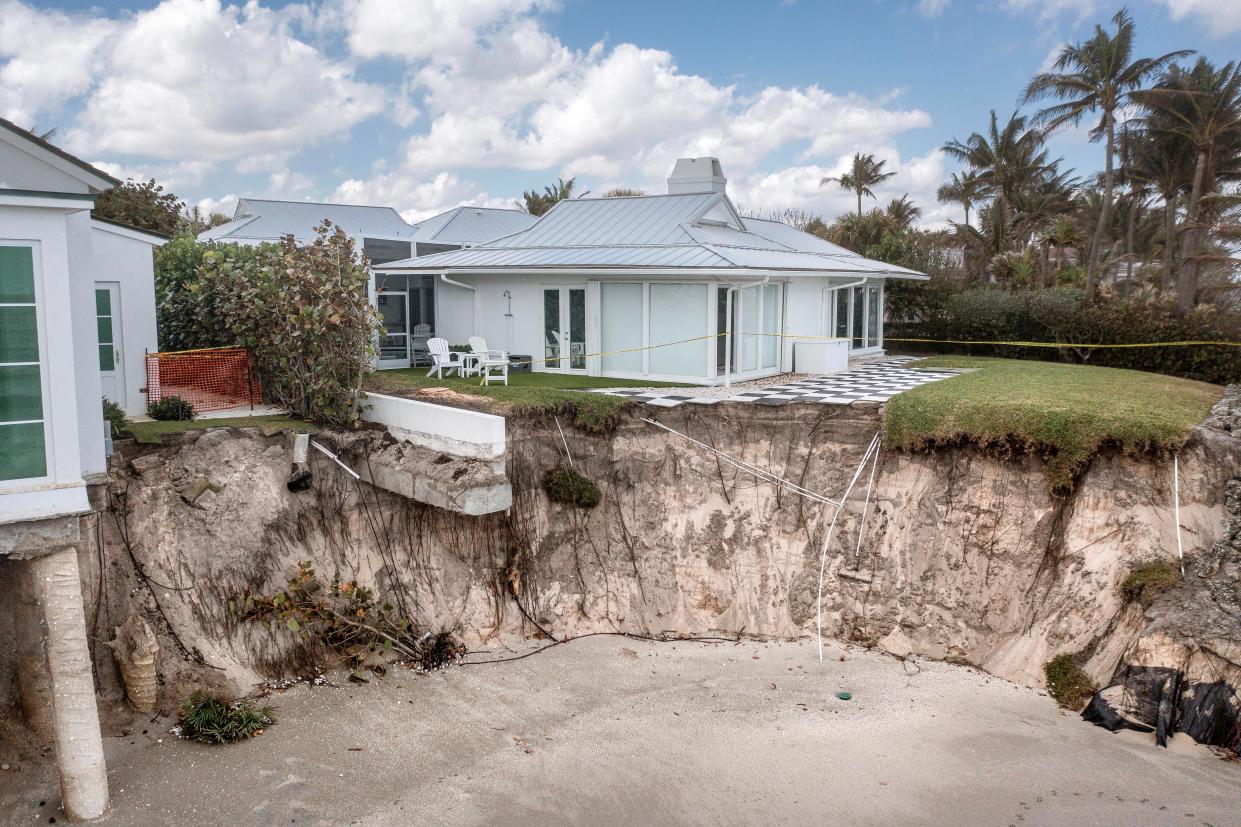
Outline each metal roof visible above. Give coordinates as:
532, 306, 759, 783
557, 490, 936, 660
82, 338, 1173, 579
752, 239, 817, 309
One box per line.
376, 192, 927, 279
199, 198, 415, 242
411, 206, 537, 244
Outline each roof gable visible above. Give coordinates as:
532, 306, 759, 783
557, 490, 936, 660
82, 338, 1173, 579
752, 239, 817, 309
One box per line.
412, 206, 537, 244
0, 116, 119, 194
202, 198, 415, 241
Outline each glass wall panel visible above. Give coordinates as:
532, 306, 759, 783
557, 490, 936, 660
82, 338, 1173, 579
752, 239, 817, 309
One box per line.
867, 285, 881, 348
762, 283, 780, 369
835, 289, 849, 339
650, 284, 707, 376
542, 288, 561, 367
851, 286, 864, 348
568, 288, 586, 370
739, 285, 759, 372
601, 283, 643, 373
0, 245, 45, 480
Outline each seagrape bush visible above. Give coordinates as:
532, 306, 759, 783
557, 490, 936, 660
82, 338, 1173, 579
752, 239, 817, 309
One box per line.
889, 287, 1241, 385
154, 222, 378, 427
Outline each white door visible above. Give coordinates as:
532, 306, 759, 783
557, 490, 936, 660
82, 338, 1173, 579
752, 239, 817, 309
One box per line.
376, 290, 410, 369
95, 283, 125, 407
541, 286, 586, 372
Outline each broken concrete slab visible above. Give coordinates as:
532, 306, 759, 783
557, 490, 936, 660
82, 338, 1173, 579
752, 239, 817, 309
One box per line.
355, 441, 511, 516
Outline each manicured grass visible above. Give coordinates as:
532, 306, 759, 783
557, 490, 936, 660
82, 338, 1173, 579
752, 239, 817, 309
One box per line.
125, 415, 316, 444
363, 369, 686, 431
886, 356, 1223, 490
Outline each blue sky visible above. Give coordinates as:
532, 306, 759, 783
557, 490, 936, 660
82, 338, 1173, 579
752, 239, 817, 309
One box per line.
3, 0, 1238, 226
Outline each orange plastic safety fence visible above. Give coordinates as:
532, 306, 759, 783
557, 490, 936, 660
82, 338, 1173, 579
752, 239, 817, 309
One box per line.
144, 347, 262, 414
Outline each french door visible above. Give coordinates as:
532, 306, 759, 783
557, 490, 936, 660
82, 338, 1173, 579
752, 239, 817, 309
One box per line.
542, 286, 586, 372
376, 290, 410, 369
95, 283, 125, 407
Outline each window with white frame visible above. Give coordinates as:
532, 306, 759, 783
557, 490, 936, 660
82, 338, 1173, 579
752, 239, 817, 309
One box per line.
0, 244, 47, 481
831, 283, 883, 350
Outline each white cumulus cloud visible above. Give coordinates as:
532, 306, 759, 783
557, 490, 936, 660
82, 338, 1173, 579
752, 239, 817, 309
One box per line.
1159, 0, 1241, 34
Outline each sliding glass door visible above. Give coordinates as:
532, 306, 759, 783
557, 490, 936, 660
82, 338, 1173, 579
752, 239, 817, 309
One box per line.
716, 283, 783, 378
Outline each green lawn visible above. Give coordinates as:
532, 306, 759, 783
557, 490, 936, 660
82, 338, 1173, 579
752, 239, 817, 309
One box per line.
886, 356, 1223, 490
125, 415, 316, 444
363, 369, 686, 431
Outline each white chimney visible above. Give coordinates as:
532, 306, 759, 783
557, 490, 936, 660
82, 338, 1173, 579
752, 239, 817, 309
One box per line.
667, 157, 727, 195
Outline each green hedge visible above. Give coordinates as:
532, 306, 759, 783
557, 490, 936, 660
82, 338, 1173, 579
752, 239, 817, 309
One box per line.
888, 288, 1241, 385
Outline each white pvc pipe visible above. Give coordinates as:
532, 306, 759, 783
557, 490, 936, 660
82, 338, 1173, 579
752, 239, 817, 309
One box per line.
853, 437, 882, 567
440, 272, 480, 335
1173, 454, 1184, 575
816, 432, 881, 662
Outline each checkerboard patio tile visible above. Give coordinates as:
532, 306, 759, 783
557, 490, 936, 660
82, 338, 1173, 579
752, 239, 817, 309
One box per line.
589, 358, 963, 408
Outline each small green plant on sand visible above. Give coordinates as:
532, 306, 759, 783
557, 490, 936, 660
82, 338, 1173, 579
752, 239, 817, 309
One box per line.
543, 467, 601, 508
178, 691, 274, 745
1044, 653, 1097, 709
1121, 561, 1180, 606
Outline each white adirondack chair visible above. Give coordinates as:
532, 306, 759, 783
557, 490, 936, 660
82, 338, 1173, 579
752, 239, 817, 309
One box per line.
468, 336, 510, 386
425, 337, 465, 378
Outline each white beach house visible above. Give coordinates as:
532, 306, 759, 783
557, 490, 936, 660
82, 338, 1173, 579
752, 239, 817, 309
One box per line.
371, 158, 926, 383
0, 115, 172, 820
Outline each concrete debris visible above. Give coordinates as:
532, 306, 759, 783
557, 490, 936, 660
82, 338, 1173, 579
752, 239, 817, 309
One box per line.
355, 441, 512, 516
106, 615, 160, 714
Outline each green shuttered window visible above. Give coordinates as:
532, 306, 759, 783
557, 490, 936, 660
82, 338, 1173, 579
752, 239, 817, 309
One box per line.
0, 245, 46, 481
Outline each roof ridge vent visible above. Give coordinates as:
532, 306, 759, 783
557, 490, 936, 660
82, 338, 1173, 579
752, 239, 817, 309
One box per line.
667, 157, 727, 195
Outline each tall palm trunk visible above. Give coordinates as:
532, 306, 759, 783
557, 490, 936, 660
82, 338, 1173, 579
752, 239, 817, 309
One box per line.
964, 202, 971, 228
1176, 149, 1208, 314
1124, 195, 1139, 296
856, 190, 863, 217
1161, 193, 1177, 293
1085, 113, 1116, 301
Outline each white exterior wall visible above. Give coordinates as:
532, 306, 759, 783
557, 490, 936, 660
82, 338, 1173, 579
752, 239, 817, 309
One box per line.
66, 212, 106, 479
89, 223, 161, 415
407, 270, 886, 383
0, 201, 92, 523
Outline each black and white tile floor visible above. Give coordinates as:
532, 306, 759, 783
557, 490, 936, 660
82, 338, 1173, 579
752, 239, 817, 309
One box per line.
590, 357, 964, 408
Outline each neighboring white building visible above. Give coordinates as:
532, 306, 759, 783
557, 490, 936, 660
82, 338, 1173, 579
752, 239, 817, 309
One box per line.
372, 157, 926, 383
199, 199, 537, 368
90, 218, 164, 415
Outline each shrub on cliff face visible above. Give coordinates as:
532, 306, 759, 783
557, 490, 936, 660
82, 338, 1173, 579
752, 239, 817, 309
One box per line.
1121, 562, 1180, 605
543, 467, 601, 508
154, 223, 379, 428
1044, 653, 1097, 709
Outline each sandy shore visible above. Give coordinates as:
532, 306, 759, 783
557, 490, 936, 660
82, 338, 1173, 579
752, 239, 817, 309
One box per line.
1, 637, 1237, 825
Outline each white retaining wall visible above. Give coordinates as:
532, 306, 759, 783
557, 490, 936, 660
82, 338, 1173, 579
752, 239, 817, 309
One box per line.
360, 392, 505, 461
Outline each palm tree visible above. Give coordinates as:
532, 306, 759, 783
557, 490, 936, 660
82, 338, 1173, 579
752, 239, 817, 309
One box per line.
885, 194, 921, 230
520, 177, 576, 216
1125, 128, 1192, 291
1022, 8, 1192, 301
821, 153, 897, 216
936, 170, 986, 227
1137, 58, 1241, 312
1044, 215, 1084, 277
942, 111, 1049, 222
